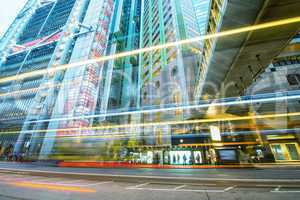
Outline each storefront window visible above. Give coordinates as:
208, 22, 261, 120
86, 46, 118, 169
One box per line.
272, 144, 285, 160
286, 144, 300, 160
193, 151, 203, 164
170, 151, 192, 165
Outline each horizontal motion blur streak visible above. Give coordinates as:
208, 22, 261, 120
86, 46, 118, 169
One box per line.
0, 17, 300, 84
21, 91, 300, 124
1, 112, 299, 135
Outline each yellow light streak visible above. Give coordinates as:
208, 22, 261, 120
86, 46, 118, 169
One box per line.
1, 112, 299, 135
0, 17, 300, 84
13, 181, 96, 193
14, 128, 298, 141
178, 141, 260, 147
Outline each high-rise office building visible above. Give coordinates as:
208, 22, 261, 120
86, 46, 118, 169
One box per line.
138, 0, 201, 148
139, 0, 201, 108
103, 0, 141, 115
0, 0, 81, 155
0, 0, 116, 158
193, 0, 211, 35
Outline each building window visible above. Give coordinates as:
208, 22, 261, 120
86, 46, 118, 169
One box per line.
286, 74, 300, 86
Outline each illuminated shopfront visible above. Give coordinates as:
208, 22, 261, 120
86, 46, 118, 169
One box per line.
270, 143, 300, 161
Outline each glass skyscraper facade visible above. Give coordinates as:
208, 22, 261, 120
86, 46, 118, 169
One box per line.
193, 0, 211, 35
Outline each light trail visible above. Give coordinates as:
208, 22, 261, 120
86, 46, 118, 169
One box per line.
0, 90, 298, 122
22, 91, 300, 125
178, 141, 260, 147
52, 141, 262, 148
1, 112, 299, 135
12, 181, 96, 193
23, 128, 300, 141
0, 17, 300, 85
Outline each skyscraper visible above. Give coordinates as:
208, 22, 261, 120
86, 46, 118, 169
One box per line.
0, 0, 116, 158
193, 0, 211, 35
0, 0, 209, 160
103, 0, 141, 115
138, 0, 202, 147
0, 0, 82, 156
139, 0, 201, 108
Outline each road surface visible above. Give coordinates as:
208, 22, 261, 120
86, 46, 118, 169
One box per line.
1, 162, 300, 199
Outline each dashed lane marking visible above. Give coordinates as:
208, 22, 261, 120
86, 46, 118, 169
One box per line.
224, 185, 237, 192
127, 182, 150, 189
126, 183, 225, 193
174, 185, 186, 190
271, 190, 300, 193
126, 187, 225, 193
270, 185, 281, 192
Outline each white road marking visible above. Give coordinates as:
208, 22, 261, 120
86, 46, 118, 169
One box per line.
271, 190, 300, 193
271, 185, 281, 192
224, 185, 237, 191
177, 189, 224, 193
174, 185, 186, 190
126, 187, 224, 193
127, 182, 150, 189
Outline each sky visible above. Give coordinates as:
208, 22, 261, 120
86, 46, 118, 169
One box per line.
0, 0, 27, 37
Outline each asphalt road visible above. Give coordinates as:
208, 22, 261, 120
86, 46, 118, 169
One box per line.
1, 172, 300, 200
1, 162, 300, 181
1, 162, 300, 199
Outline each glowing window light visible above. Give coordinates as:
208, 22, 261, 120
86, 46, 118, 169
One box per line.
210, 125, 221, 141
